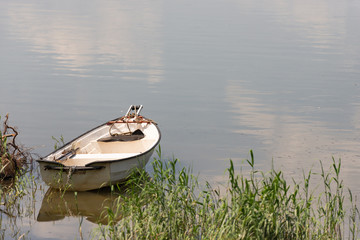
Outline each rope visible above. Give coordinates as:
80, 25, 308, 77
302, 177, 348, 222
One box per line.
108, 116, 157, 136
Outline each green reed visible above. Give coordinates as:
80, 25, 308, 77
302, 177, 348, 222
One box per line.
0, 169, 39, 239
95, 149, 360, 240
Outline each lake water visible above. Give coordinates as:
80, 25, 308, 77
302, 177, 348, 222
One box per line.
1, 0, 360, 238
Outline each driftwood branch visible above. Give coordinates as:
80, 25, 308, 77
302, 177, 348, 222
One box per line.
2, 134, 15, 139
1, 114, 32, 179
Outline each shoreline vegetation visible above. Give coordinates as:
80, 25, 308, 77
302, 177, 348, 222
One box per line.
94, 149, 360, 239
0, 115, 359, 239
0, 114, 36, 239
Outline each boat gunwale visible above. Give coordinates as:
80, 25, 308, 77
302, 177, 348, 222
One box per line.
36, 115, 161, 166
43, 165, 105, 171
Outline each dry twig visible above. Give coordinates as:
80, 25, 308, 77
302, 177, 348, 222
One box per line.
1, 114, 32, 178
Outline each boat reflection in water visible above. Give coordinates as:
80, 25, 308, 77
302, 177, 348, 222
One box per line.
37, 186, 124, 224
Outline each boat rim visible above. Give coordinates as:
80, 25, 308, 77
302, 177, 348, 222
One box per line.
36, 115, 161, 165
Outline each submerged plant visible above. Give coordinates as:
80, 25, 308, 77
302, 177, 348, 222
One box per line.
0, 114, 37, 239
0, 166, 38, 239
94, 150, 360, 240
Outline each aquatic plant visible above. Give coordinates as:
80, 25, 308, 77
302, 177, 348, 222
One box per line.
0, 166, 38, 239
94, 150, 360, 239
0, 114, 37, 239
52, 135, 65, 151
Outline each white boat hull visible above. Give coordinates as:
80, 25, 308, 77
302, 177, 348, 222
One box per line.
37, 107, 160, 191
38, 149, 155, 191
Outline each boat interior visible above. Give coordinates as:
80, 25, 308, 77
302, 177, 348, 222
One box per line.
48, 122, 159, 167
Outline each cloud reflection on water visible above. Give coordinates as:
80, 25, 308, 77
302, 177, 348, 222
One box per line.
274, 0, 359, 71
5, 1, 164, 83
221, 0, 360, 191
225, 79, 360, 194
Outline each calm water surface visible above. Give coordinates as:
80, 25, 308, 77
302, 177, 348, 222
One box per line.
1, 0, 360, 238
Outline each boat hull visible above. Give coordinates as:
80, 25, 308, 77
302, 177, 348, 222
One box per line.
38, 148, 155, 191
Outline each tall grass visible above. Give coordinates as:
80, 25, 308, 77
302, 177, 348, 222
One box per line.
95, 149, 360, 239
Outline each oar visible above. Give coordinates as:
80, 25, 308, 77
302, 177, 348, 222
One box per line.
58, 147, 80, 160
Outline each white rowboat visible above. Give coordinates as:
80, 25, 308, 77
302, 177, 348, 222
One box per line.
37, 105, 161, 191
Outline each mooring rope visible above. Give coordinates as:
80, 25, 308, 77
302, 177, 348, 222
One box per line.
108, 115, 157, 136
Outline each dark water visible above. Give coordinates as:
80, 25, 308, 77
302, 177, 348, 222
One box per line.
1, 0, 360, 238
